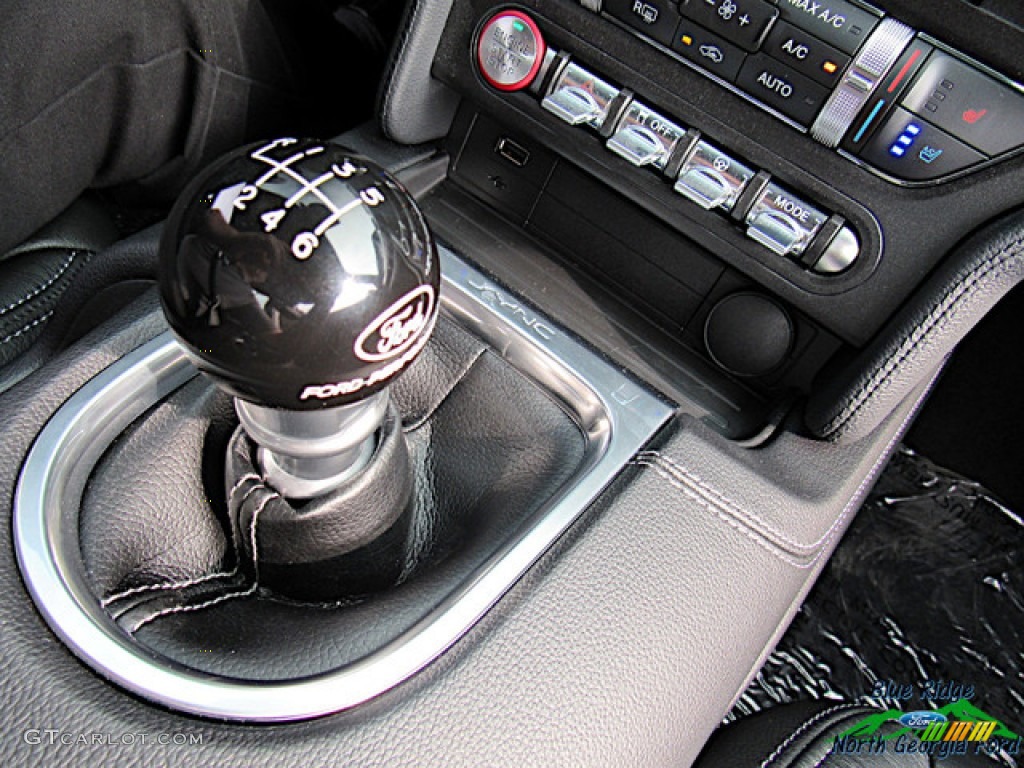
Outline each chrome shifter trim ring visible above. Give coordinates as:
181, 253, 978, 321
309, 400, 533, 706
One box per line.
14, 245, 674, 722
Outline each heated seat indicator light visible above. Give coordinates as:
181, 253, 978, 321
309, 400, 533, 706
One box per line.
861, 106, 985, 181
901, 51, 1024, 156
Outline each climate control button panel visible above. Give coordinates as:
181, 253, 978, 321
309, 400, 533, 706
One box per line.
474, 10, 860, 275
588, 0, 1024, 183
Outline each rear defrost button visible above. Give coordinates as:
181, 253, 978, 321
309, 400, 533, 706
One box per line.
604, 0, 681, 47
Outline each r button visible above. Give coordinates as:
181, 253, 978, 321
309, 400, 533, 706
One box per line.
604, 0, 681, 47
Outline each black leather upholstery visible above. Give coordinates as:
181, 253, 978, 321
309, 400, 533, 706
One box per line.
0, 291, 929, 766
0, 196, 117, 376
79, 313, 587, 679
806, 208, 1024, 443
694, 702, 995, 767
379, 0, 459, 144
0, 219, 935, 768
225, 407, 414, 600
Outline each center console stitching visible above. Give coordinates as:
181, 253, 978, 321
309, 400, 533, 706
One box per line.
638, 450, 821, 554
630, 454, 817, 569
823, 236, 1024, 438
125, 490, 269, 635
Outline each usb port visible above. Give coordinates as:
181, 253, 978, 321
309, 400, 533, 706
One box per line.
494, 137, 531, 168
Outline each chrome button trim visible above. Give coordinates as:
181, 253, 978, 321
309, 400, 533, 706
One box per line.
541, 62, 621, 129
813, 225, 861, 274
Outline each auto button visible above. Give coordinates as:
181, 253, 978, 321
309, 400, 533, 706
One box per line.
745, 183, 828, 257
737, 54, 830, 126
673, 141, 755, 211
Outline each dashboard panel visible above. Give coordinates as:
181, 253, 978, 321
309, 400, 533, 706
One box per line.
430, 0, 1024, 405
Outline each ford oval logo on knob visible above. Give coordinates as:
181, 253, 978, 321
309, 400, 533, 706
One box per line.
898, 711, 947, 728
355, 286, 436, 363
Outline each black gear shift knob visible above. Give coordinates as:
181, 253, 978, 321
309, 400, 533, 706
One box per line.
159, 138, 439, 497
159, 137, 438, 409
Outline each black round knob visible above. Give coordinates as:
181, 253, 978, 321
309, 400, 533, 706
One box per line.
159, 138, 439, 409
704, 292, 794, 378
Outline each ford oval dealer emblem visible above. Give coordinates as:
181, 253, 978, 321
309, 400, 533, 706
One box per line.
354, 286, 435, 363
899, 711, 948, 728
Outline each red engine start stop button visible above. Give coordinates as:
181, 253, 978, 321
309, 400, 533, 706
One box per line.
476, 10, 546, 92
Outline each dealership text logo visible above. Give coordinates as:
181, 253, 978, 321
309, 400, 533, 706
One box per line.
832, 681, 1021, 759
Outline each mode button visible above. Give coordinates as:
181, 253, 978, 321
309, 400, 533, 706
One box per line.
745, 183, 828, 257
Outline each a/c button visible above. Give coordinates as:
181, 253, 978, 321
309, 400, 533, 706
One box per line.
860, 107, 985, 181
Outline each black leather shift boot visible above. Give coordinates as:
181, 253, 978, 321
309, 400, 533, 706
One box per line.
225, 407, 414, 601
79, 315, 586, 680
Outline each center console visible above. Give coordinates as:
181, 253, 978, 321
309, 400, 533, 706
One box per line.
3, 1, 1024, 766
426, 0, 1024, 433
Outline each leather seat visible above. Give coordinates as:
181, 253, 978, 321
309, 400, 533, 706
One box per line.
0, 196, 181, 393
693, 701, 995, 766
0, 196, 118, 385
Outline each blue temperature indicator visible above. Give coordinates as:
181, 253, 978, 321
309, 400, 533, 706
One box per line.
889, 123, 922, 157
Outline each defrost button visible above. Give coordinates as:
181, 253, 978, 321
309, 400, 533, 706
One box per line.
673, 141, 755, 211
745, 183, 828, 257
542, 63, 621, 129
